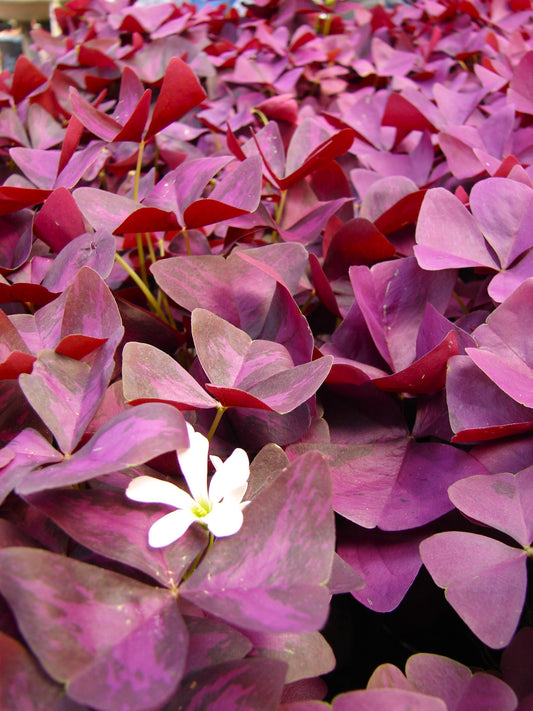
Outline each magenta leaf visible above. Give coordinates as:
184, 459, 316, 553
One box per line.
508, 51, 533, 114
192, 309, 332, 414
288, 438, 485, 531
171, 658, 287, 710
0, 631, 85, 711
0, 428, 63, 506
246, 630, 335, 684
333, 688, 447, 711
19, 349, 107, 455
151, 243, 307, 337
465, 278, 533, 408
27, 487, 208, 587
420, 532, 528, 648
448, 468, 533, 548
405, 653, 518, 711
0, 547, 188, 711
415, 188, 499, 270
145, 56, 207, 140
373, 332, 459, 395
32, 187, 86, 252
34, 266, 123, 348
447, 355, 533, 442
469, 178, 533, 269
180, 451, 334, 633
323, 218, 396, 279
41, 230, 116, 293
183, 155, 262, 228
349, 259, 455, 372
184, 616, 253, 675
16, 403, 189, 494
69, 88, 122, 142
336, 522, 429, 613
122, 341, 219, 410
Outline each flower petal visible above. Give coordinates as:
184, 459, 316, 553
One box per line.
178, 425, 209, 504
222, 483, 249, 506
126, 475, 195, 510
208, 448, 250, 504
148, 508, 198, 547
203, 501, 244, 537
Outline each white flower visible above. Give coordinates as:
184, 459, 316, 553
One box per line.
126, 424, 250, 547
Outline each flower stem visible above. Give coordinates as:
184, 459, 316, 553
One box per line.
114, 252, 168, 323
181, 531, 214, 582
207, 405, 227, 442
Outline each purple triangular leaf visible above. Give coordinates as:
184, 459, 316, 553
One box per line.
447, 355, 533, 442
170, 658, 287, 711
288, 439, 485, 530
180, 451, 334, 633
16, 403, 189, 494
41, 230, 116, 293
405, 653, 518, 711
0, 631, 86, 711
469, 178, 533, 269
420, 531, 527, 648
415, 188, 499, 270
0, 428, 62, 506
333, 688, 447, 711
183, 616, 253, 675
336, 522, 428, 613
122, 341, 219, 410
448, 468, 533, 547
0, 547, 188, 711
27, 487, 208, 588
19, 350, 102, 455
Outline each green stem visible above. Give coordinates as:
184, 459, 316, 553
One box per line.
207, 405, 227, 442
181, 532, 214, 582
133, 140, 145, 202
146, 233, 157, 265
275, 189, 287, 223
452, 291, 469, 314
271, 189, 288, 242
251, 108, 269, 126
114, 252, 168, 323
183, 228, 192, 256
136, 233, 148, 285
160, 292, 177, 329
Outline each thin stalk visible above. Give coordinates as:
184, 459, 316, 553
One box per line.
181, 532, 214, 582
452, 291, 469, 314
133, 143, 149, 286
207, 405, 227, 442
251, 108, 269, 126
146, 233, 157, 265
136, 233, 148, 284
275, 189, 287, 223
133, 140, 145, 202
114, 252, 168, 323
160, 292, 177, 329
183, 228, 192, 256
271, 188, 288, 242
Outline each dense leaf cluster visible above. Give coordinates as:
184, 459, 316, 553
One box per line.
0, 0, 532, 708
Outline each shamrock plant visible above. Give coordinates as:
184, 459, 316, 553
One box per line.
2, 0, 533, 708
